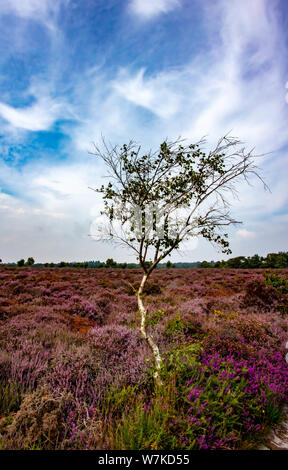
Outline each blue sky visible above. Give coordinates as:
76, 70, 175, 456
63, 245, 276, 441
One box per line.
0, 0, 288, 263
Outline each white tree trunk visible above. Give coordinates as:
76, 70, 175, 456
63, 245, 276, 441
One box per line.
137, 273, 163, 386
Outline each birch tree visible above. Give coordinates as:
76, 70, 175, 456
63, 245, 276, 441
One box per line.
90, 135, 266, 385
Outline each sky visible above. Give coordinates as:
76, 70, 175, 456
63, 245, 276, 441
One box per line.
0, 0, 288, 263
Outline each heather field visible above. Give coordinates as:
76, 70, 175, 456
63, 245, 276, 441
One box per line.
0, 266, 288, 450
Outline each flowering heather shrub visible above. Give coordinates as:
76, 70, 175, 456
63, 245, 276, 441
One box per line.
1, 386, 104, 450
89, 324, 150, 388
105, 336, 288, 450
0, 320, 149, 410
105, 293, 137, 325
56, 295, 101, 321
0, 266, 288, 449
242, 279, 280, 311
47, 328, 149, 405
184, 348, 288, 449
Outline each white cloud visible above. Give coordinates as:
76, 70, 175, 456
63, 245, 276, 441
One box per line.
111, 0, 287, 153
113, 68, 181, 118
0, 97, 64, 131
236, 229, 256, 240
129, 0, 180, 19
0, 0, 51, 17
0, 0, 69, 21
0, 74, 73, 132
0, 192, 65, 218
182, 0, 287, 149
0, 0, 68, 28
0, 158, 114, 263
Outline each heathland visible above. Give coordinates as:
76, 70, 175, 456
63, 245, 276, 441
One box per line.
0, 267, 288, 450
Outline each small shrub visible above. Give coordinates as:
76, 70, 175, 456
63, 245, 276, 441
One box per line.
241, 279, 278, 311
143, 281, 162, 295
0, 381, 23, 415
164, 341, 203, 382
146, 309, 165, 328
3, 386, 65, 449
264, 273, 288, 295
103, 382, 180, 450
164, 312, 200, 339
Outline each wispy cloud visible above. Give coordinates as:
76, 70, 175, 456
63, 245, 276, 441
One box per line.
112, 68, 181, 118
0, 157, 113, 262
0, 0, 52, 18
128, 0, 180, 20
0, 0, 68, 28
112, 0, 287, 149
0, 97, 65, 131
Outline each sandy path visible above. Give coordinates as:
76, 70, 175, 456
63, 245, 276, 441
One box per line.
258, 405, 288, 450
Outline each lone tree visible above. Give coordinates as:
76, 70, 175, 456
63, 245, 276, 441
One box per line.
105, 258, 117, 268
90, 135, 266, 384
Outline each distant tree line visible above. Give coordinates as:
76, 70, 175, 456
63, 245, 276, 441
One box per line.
1, 252, 287, 269
200, 252, 288, 269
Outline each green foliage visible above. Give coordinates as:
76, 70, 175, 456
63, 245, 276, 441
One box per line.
226, 256, 247, 268
265, 252, 288, 268
166, 260, 175, 268
104, 382, 180, 450
201, 260, 212, 268
264, 272, 288, 295
25, 440, 43, 450
18, 250, 288, 270
118, 262, 127, 268
143, 260, 153, 269
105, 258, 117, 268
164, 312, 190, 337
0, 381, 23, 415
93, 135, 261, 272
163, 341, 203, 381
17, 257, 35, 266
263, 397, 282, 424
264, 272, 288, 315
145, 309, 165, 328
212, 252, 288, 269
102, 385, 139, 418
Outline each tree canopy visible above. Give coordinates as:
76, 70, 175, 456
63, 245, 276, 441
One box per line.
91, 134, 266, 274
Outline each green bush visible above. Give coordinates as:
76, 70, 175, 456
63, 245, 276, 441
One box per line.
0, 381, 23, 415
146, 309, 165, 328
264, 272, 288, 295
